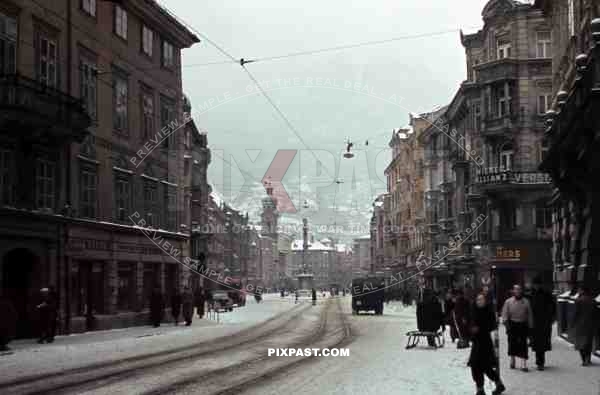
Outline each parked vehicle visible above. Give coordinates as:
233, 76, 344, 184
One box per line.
351, 277, 385, 315
211, 291, 234, 312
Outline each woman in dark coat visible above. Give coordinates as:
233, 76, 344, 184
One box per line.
150, 287, 164, 328
468, 292, 506, 395
171, 290, 182, 326
529, 277, 556, 370
571, 287, 600, 366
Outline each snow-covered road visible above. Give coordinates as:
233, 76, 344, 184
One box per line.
0, 294, 298, 381
243, 299, 599, 395
1, 296, 598, 395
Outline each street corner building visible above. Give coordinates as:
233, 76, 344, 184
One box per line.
534, 0, 599, 352
0, 0, 202, 338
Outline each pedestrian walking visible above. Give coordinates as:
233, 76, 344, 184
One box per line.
501, 284, 533, 371
171, 289, 182, 326
0, 296, 17, 351
182, 286, 194, 326
36, 287, 57, 343
194, 286, 205, 318
529, 276, 555, 370
453, 289, 471, 348
150, 286, 164, 328
311, 288, 317, 306
571, 286, 600, 366
444, 290, 456, 342
468, 292, 506, 395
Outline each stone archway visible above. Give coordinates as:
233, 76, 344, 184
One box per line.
2, 248, 40, 338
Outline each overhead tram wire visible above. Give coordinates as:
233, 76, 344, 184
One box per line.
182, 26, 484, 68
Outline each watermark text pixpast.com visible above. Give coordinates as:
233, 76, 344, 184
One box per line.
268, 348, 349, 357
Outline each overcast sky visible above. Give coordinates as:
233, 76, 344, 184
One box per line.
160, 0, 490, 241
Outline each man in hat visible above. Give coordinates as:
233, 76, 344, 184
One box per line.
529, 276, 556, 370
36, 287, 57, 343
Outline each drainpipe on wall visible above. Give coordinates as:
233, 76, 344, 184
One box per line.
64, 0, 73, 335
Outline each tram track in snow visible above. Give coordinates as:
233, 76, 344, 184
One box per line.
0, 301, 314, 395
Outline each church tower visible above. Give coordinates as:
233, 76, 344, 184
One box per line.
261, 180, 279, 241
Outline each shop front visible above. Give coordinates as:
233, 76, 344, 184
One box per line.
487, 241, 553, 309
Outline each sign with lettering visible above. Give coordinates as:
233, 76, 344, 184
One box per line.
493, 246, 521, 261
477, 170, 551, 185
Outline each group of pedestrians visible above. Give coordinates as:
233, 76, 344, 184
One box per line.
150, 286, 207, 328
437, 276, 598, 395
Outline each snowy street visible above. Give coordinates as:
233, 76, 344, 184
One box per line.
246, 300, 600, 395
0, 295, 598, 395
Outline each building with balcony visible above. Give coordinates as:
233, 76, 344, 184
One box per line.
351, 236, 371, 277
370, 194, 386, 272
460, 0, 554, 304
535, 0, 599, 352
187, 99, 211, 290
0, 0, 199, 337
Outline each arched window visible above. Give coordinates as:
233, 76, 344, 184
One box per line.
499, 142, 513, 171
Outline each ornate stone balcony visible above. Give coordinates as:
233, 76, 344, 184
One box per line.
0, 73, 91, 143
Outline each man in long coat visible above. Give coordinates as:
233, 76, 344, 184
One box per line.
529, 276, 555, 370
572, 286, 600, 366
37, 287, 57, 343
181, 286, 194, 326
171, 289, 182, 326
150, 287, 164, 328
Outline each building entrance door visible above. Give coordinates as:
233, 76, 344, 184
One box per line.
1, 248, 40, 338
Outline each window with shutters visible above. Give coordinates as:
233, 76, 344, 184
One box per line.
114, 5, 127, 40
81, 0, 96, 17
35, 158, 56, 211
142, 25, 153, 57
141, 87, 154, 139
499, 142, 513, 171
113, 71, 128, 133
79, 164, 97, 218
160, 96, 175, 148
80, 57, 97, 119
537, 94, 552, 115
164, 186, 177, 231
144, 179, 159, 227
536, 31, 551, 58
0, 149, 14, 205
0, 12, 17, 75
497, 39, 511, 59
114, 174, 131, 222
162, 40, 174, 68
38, 36, 57, 88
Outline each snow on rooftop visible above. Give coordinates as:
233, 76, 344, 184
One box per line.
291, 239, 336, 252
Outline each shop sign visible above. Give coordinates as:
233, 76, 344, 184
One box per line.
69, 238, 110, 252
493, 246, 521, 261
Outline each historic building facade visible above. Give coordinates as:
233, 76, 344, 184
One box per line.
535, 0, 599, 350
460, 0, 554, 304
0, 0, 198, 336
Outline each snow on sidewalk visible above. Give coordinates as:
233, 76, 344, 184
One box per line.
384, 301, 600, 395
0, 294, 295, 381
